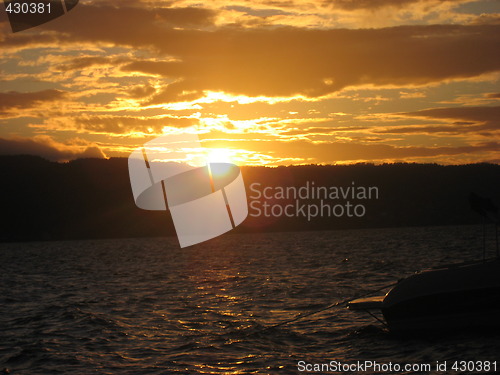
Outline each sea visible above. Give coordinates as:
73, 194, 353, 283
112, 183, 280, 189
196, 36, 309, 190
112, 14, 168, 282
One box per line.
1, 225, 499, 374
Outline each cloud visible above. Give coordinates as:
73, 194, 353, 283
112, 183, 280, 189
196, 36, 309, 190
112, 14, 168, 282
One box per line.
323, 0, 434, 10
368, 105, 500, 136
232, 138, 500, 163
55, 56, 122, 71
399, 91, 426, 99
127, 84, 157, 99
115, 23, 500, 102
282, 125, 368, 135
72, 115, 199, 135
0, 136, 106, 162
0, 4, 216, 50
0, 90, 66, 114
470, 13, 500, 25
1, 1, 499, 166
404, 105, 500, 131
373, 124, 472, 135
2, 4, 498, 104
405, 105, 500, 121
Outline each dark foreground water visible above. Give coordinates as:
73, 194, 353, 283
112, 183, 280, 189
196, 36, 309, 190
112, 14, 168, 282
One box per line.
1, 226, 499, 374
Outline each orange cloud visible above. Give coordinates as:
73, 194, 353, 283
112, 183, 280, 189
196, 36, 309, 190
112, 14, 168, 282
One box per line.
1, 1, 499, 166
2, 4, 498, 104
73, 115, 200, 135
0, 90, 66, 115
323, 0, 445, 10
403, 105, 500, 133
232, 138, 500, 163
115, 24, 500, 102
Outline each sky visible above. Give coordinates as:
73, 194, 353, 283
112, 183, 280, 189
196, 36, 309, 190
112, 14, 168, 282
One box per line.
0, 0, 499, 165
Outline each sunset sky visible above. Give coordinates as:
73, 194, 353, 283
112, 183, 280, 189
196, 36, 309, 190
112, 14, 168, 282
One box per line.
0, 0, 499, 165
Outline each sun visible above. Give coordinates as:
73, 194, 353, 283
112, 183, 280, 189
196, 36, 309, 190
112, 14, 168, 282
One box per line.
206, 148, 234, 164
206, 148, 237, 179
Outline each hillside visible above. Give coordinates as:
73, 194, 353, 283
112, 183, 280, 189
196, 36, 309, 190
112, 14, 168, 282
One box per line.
0, 156, 498, 242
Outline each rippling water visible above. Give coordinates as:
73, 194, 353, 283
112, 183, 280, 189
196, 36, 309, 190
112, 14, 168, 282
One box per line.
1, 226, 499, 374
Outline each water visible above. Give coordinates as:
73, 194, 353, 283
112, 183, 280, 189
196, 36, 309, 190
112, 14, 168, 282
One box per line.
1, 226, 499, 374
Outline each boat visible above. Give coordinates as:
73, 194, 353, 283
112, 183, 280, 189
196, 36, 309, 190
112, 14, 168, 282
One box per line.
349, 193, 500, 334
349, 258, 500, 334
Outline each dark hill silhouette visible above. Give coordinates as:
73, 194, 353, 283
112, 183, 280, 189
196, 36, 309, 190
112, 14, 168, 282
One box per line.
0, 155, 498, 242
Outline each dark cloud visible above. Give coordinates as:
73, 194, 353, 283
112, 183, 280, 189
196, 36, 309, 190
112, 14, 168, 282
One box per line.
282, 126, 368, 135
373, 106, 500, 135
56, 56, 120, 71
406, 106, 500, 122
404, 106, 500, 131
114, 23, 500, 102
74, 115, 199, 134
374, 124, 471, 135
127, 84, 157, 99
470, 13, 500, 25
0, 90, 65, 114
486, 93, 500, 99
3, 4, 496, 103
121, 61, 183, 77
1, 4, 216, 48
0, 137, 106, 162
242, 138, 500, 162
373, 122, 486, 135
324, 0, 427, 10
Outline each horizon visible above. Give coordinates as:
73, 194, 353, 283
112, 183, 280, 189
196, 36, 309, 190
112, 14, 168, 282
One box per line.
3, 153, 500, 168
1, 156, 498, 244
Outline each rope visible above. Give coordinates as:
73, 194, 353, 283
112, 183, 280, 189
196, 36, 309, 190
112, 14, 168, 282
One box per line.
241, 281, 398, 337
